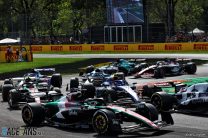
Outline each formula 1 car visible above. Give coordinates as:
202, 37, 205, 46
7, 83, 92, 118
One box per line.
22, 93, 174, 135
136, 77, 208, 98
1, 68, 62, 102
8, 79, 63, 109
95, 72, 139, 104
25, 68, 62, 87
68, 72, 139, 105
82, 69, 111, 87
79, 59, 148, 76
134, 59, 197, 78
151, 83, 208, 113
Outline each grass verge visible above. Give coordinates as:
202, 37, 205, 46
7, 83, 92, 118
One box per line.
0, 58, 85, 74
0, 58, 112, 80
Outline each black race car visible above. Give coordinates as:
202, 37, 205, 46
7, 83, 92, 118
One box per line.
1, 68, 62, 102
134, 59, 197, 78
7, 79, 62, 109
22, 91, 174, 135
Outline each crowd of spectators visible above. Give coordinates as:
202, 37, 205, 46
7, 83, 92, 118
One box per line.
29, 36, 76, 45
7, 31, 208, 45
166, 32, 208, 43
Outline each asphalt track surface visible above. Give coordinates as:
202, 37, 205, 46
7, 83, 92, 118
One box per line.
34, 53, 208, 60
1, 57, 208, 137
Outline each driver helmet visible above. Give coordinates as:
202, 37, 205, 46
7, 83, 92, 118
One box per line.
95, 68, 101, 73
25, 76, 32, 83
113, 75, 119, 81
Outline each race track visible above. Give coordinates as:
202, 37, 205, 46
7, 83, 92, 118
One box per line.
0, 59, 208, 137
34, 53, 208, 60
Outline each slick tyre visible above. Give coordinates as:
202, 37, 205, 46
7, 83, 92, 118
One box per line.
185, 63, 197, 74
92, 109, 121, 135
136, 103, 158, 121
2, 84, 14, 102
82, 83, 96, 99
151, 92, 174, 111
8, 90, 19, 109
4, 79, 13, 85
70, 77, 79, 89
142, 85, 154, 98
154, 68, 165, 78
22, 103, 45, 126
51, 74, 62, 88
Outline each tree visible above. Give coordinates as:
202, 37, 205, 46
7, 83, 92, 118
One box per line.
147, 0, 178, 36
175, 0, 204, 32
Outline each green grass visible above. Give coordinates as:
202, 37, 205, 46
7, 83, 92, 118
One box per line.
0, 58, 85, 74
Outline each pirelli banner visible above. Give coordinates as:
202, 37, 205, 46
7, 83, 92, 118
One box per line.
0, 45, 33, 63
30, 42, 208, 52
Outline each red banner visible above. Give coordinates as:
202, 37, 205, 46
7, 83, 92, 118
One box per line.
138, 45, 154, 50
32, 46, 42, 52
51, 46, 63, 51
194, 44, 208, 50
91, 45, 104, 51
165, 44, 182, 50
114, 45, 128, 51
69, 46, 82, 51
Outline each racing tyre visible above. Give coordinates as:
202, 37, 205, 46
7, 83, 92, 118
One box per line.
8, 90, 19, 109
185, 63, 197, 74
4, 79, 13, 85
92, 109, 121, 135
82, 83, 96, 99
2, 84, 14, 102
136, 103, 158, 121
142, 85, 154, 98
51, 73, 62, 88
154, 69, 160, 78
151, 92, 174, 111
70, 77, 79, 89
154, 68, 165, 78
22, 103, 45, 126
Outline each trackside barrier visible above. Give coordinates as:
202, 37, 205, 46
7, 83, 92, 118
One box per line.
2, 42, 207, 62
0, 45, 33, 63
26, 42, 208, 52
